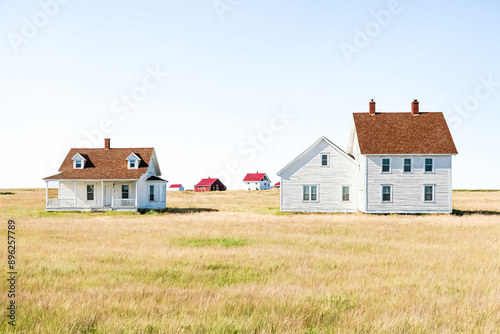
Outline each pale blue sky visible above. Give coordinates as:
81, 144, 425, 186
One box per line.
1, 0, 499, 189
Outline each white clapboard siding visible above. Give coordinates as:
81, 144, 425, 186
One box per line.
280, 139, 358, 212
365, 155, 452, 213
59, 181, 74, 201
136, 173, 167, 209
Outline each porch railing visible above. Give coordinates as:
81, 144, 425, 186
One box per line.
46, 199, 76, 208
112, 199, 136, 207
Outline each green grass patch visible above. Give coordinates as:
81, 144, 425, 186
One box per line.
172, 238, 249, 247
0, 192, 15, 195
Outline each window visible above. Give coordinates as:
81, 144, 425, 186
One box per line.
75, 160, 82, 169
87, 185, 94, 201
382, 185, 392, 202
303, 185, 318, 201
404, 158, 412, 173
382, 158, 391, 173
321, 154, 329, 166
425, 158, 434, 172
129, 160, 135, 168
342, 186, 350, 202
424, 185, 434, 202
122, 185, 129, 199
149, 185, 155, 201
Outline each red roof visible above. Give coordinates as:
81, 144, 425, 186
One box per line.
169, 184, 182, 188
243, 173, 266, 182
275, 182, 280, 186
195, 178, 218, 187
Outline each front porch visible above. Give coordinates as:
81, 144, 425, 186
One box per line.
45, 180, 139, 211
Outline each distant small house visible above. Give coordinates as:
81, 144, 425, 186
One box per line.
168, 184, 185, 191
243, 172, 271, 190
194, 178, 226, 192
274, 182, 280, 189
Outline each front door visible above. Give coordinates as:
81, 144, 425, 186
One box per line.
104, 185, 112, 206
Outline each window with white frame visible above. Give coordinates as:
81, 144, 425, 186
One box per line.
342, 186, 350, 202
303, 185, 318, 202
72, 153, 85, 169
381, 185, 392, 202
122, 185, 129, 199
425, 158, 434, 172
126, 153, 140, 169
321, 154, 329, 167
149, 185, 155, 201
404, 158, 412, 173
424, 185, 434, 202
87, 185, 94, 201
382, 158, 391, 173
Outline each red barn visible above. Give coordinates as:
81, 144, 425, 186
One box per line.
194, 178, 226, 192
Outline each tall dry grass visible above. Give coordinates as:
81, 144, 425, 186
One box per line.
0, 189, 499, 333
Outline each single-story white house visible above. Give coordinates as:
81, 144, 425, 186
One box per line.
243, 172, 271, 190
43, 138, 167, 211
277, 100, 458, 214
168, 184, 185, 191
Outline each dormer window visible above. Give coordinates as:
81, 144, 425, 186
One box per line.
126, 153, 141, 170
72, 153, 86, 169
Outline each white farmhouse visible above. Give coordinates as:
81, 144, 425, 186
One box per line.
243, 172, 272, 190
43, 138, 167, 211
277, 100, 458, 214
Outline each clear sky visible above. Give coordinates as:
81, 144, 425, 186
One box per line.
1, 0, 499, 190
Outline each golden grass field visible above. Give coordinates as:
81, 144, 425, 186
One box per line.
0, 189, 499, 333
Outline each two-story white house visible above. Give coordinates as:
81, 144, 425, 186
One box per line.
277, 100, 458, 214
43, 138, 167, 211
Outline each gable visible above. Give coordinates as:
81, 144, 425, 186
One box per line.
278, 136, 356, 177
353, 112, 458, 155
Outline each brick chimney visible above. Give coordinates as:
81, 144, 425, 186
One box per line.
369, 99, 376, 116
411, 99, 419, 116
104, 138, 110, 149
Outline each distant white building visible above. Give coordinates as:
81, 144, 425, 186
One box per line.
277, 100, 458, 214
43, 138, 167, 211
168, 184, 185, 191
243, 172, 271, 190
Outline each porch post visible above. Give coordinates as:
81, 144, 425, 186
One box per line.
135, 181, 138, 208
74, 181, 77, 208
111, 183, 114, 208
45, 181, 48, 208
101, 180, 104, 208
